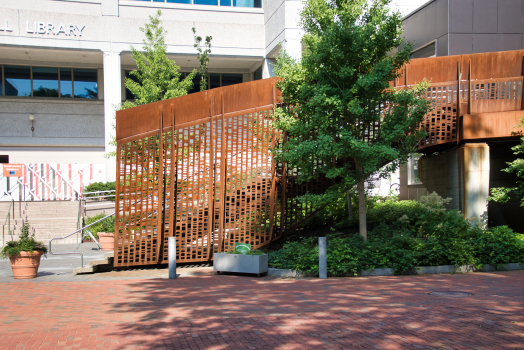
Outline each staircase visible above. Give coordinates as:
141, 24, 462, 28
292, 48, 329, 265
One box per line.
1, 201, 81, 245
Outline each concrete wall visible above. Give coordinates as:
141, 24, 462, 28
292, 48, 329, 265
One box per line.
398, 162, 427, 201
402, 0, 524, 57
402, 0, 448, 56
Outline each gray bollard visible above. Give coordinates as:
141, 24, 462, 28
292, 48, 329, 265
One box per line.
319, 237, 327, 279
168, 236, 177, 279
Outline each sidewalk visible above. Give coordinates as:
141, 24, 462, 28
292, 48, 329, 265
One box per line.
1, 267, 524, 349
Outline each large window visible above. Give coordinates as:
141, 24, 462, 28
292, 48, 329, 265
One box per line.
408, 154, 422, 185
136, 0, 261, 7
124, 71, 243, 100
0, 65, 98, 99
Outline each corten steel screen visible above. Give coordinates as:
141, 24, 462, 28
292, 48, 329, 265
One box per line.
113, 79, 321, 266
395, 50, 524, 151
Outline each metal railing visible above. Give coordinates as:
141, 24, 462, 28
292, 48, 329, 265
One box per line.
77, 189, 116, 238
49, 212, 115, 268
2, 199, 19, 246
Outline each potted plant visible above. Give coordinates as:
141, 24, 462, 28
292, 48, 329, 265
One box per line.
1, 220, 47, 279
84, 214, 114, 251
214, 243, 268, 277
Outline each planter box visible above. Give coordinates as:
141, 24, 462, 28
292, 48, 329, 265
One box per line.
214, 253, 268, 276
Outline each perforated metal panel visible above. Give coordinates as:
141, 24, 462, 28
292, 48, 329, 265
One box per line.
114, 79, 330, 266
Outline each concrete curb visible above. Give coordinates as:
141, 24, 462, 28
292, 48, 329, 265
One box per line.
268, 263, 524, 278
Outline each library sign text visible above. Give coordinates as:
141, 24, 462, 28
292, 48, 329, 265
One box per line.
0, 18, 85, 36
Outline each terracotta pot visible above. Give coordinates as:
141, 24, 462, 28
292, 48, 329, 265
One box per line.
9, 251, 43, 279
98, 232, 114, 251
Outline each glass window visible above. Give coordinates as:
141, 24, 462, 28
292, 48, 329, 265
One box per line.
32, 67, 59, 97
194, 0, 218, 4
221, 74, 243, 87
220, 0, 231, 5
233, 0, 261, 7
73, 69, 97, 99
210, 74, 220, 89
408, 154, 422, 185
125, 70, 141, 100
411, 42, 436, 59
4, 66, 31, 97
60, 68, 72, 98
167, 0, 191, 3
187, 74, 202, 94
254, 66, 262, 80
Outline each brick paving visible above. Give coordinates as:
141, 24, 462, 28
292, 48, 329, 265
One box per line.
1, 271, 524, 349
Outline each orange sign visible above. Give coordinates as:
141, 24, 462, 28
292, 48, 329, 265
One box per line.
2, 164, 24, 177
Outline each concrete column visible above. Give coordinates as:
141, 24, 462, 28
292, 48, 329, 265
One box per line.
102, 50, 122, 182
262, 58, 277, 79
169, 236, 177, 279
319, 237, 327, 279
418, 143, 490, 224
462, 144, 490, 224
283, 38, 302, 61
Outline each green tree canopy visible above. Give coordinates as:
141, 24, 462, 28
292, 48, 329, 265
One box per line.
122, 10, 196, 109
274, 0, 430, 239
488, 117, 524, 206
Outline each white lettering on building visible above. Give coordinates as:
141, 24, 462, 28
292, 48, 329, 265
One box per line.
0, 19, 13, 32
26, 21, 85, 36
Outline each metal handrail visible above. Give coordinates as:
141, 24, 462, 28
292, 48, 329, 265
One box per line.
49, 212, 115, 267
2, 199, 14, 246
77, 189, 116, 237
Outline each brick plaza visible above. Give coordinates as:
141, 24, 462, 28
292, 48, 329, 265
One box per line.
1, 271, 524, 349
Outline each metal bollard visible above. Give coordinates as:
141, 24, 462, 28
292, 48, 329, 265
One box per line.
319, 237, 327, 279
168, 236, 177, 279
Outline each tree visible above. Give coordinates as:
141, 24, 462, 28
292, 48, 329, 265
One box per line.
274, 0, 430, 240
122, 10, 196, 109
107, 10, 196, 157
192, 27, 212, 92
488, 117, 524, 206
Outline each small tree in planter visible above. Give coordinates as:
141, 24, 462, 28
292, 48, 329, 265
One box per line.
1, 221, 47, 279
214, 243, 268, 277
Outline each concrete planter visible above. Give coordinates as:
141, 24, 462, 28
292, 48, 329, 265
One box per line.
214, 253, 268, 276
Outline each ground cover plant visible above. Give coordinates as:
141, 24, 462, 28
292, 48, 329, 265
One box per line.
268, 193, 524, 276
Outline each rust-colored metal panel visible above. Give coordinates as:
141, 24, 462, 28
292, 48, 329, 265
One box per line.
114, 78, 326, 266
462, 50, 524, 80
470, 77, 523, 113
418, 81, 459, 150
407, 56, 460, 85
462, 110, 524, 140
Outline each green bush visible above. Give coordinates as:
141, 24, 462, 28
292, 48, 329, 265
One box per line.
269, 193, 524, 276
1, 221, 47, 258
83, 182, 116, 200
83, 214, 115, 239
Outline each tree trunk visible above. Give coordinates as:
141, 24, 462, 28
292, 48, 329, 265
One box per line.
347, 192, 353, 222
355, 163, 367, 241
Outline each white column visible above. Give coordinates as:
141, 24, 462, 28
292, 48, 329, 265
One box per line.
463, 143, 490, 225
262, 58, 277, 79
283, 38, 302, 61
102, 50, 122, 182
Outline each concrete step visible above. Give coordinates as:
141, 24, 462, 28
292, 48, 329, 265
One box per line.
74, 252, 114, 275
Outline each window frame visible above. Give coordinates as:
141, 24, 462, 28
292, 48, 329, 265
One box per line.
0, 64, 98, 100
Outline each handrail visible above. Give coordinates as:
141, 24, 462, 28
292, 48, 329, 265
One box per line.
49, 212, 115, 267
2, 199, 14, 246
77, 189, 116, 236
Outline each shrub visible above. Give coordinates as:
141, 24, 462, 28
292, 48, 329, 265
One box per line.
83, 182, 116, 200
83, 214, 115, 239
269, 193, 524, 276
1, 221, 47, 258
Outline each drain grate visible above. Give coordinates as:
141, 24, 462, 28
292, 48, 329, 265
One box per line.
429, 291, 473, 298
